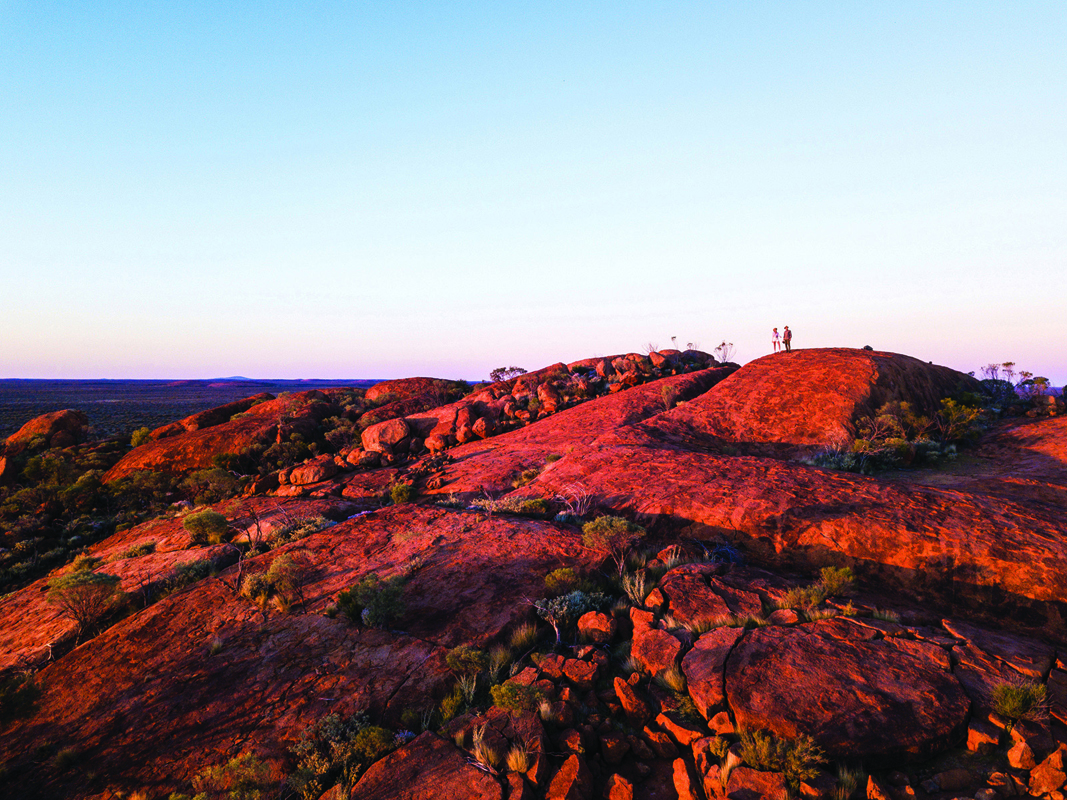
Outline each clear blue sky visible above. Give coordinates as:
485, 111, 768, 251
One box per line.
2, 2, 1064, 383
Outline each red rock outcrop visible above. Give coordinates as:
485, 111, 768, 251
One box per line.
2, 408, 89, 454
147, 393, 275, 440
645, 348, 980, 456
103, 390, 337, 481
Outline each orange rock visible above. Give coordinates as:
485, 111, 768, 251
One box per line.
681, 627, 744, 719
632, 626, 682, 678
546, 753, 593, 800
603, 773, 634, 800
613, 676, 651, 726
673, 757, 703, 800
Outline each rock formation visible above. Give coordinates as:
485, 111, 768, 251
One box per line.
0, 347, 1063, 800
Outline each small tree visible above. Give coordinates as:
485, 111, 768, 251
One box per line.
714, 341, 735, 363
582, 515, 646, 576
489, 366, 527, 382
47, 571, 121, 641
184, 510, 230, 545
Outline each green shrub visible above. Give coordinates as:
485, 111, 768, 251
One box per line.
130, 427, 152, 447
468, 496, 549, 516
544, 568, 580, 596
190, 752, 273, 799
180, 468, 241, 505
267, 515, 332, 549
351, 727, 394, 762
490, 682, 546, 713
991, 680, 1047, 720
446, 645, 489, 676
71, 553, 100, 573
287, 715, 398, 799
46, 571, 122, 639
266, 553, 311, 610
390, 482, 415, 505
439, 686, 465, 723
111, 541, 156, 561
338, 573, 405, 629
511, 468, 541, 489
818, 566, 854, 596
170, 559, 214, 592
780, 585, 826, 611
582, 516, 646, 575
183, 510, 230, 546
739, 729, 824, 788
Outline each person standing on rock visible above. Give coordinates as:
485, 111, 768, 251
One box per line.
783, 326, 793, 352
772, 327, 781, 353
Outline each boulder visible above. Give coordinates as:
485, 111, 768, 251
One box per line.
547, 753, 593, 800
288, 455, 339, 486
577, 611, 616, 644
725, 625, 970, 763
673, 757, 703, 800
2, 408, 89, 457
350, 731, 503, 799
613, 677, 651, 726
632, 626, 683, 678
603, 773, 633, 800
1029, 744, 1067, 796
682, 627, 744, 718
361, 417, 410, 453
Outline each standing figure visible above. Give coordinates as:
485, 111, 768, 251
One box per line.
783, 326, 793, 352
772, 327, 781, 353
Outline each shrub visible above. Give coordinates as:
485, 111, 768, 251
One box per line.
511, 468, 541, 489
818, 566, 854, 596
490, 682, 546, 713
534, 590, 608, 645
739, 728, 825, 788
582, 516, 646, 576
130, 427, 152, 447
781, 585, 826, 611
446, 645, 489, 676
71, 553, 100, 573
505, 741, 532, 773
46, 571, 121, 640
338, 573, 405, 628
111, 541, 156, 561
622, 571, 651, 606
509, 622, 540, 652
390, 482, 415, 505
191, 752, 273, 799
267, 515, 332, 549
170, 559, 214, 592
288, 711, 374, 799
544, 568, 580, 596
490, 366, 527, 382
183, 510, 230, 546
439, 686, 465, 723
468, 496, 549, 516
991, 680, 1047, 720
180, 468, 240, 505
266, 553, 312, 610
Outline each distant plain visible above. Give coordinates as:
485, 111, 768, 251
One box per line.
0, 379, 378, 441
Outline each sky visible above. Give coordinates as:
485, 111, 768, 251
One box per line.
1, 2, 1065, 383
